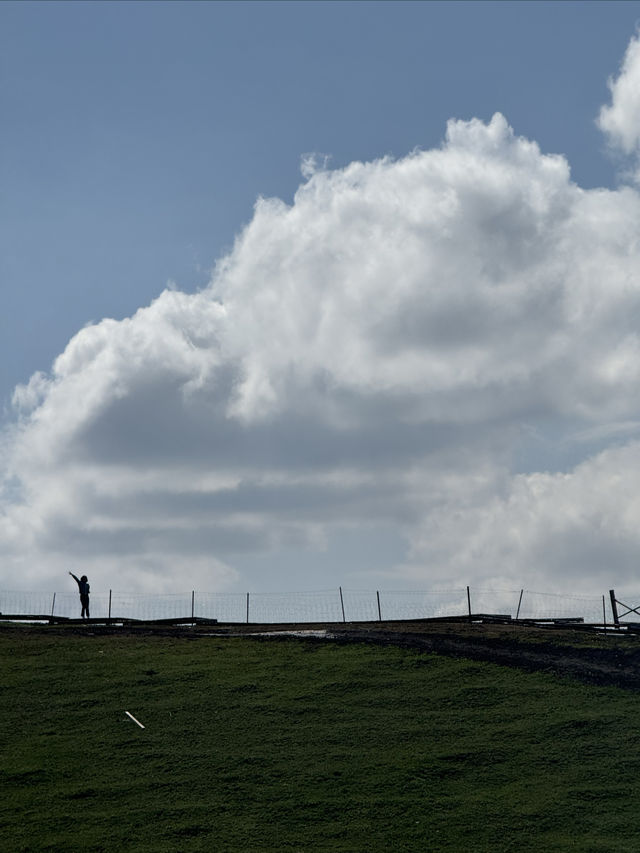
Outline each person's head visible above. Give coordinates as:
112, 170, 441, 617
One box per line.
81, 575, 88, 582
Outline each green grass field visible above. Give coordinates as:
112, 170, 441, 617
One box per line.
3, 627, 640, 852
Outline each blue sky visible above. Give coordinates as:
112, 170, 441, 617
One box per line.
3, 0, 637, 405
4, 1, 640, 597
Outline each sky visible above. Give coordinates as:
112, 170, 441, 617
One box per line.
3, 0, 640, 597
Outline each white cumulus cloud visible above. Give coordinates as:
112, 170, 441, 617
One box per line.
598, 31, 640, 178
4, 37, 640, 597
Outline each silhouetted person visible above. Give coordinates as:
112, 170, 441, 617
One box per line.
69, 572, 90, 619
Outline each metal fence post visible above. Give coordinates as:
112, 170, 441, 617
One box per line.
609, 589, 620, 625
191, 590, 195, 626
466, 586, 472, 622
602, 595, 607, 633
376, 590, 382, 621
51, 592, 56, 618
516, 589, 524, 620
339, 587, 346, 623
246, 592, 250, 624
108, 589, 112, 622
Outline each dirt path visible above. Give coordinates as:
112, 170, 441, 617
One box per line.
219, 620, 640, 690
322, 623, 640, 690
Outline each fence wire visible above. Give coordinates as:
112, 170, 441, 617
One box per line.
0, 586, 617, 624
516, 590, 606, 623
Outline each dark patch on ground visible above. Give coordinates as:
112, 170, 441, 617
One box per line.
324, 624, 640, 691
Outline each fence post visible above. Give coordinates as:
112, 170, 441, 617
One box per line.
609, 590, 619, 625
339, 587, 346, 623
516, 589, 524, 620
191, 590, 195, 626
51, 592, 56, 618
246, 592, 250, 624
108, 589, 112, 622
466, 586, 472, 622
377, 590, 382, 622
602, 595, 607, 633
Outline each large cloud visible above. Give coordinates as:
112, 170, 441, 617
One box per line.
4, 52, 640, 595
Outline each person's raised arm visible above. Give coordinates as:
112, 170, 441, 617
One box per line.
69, 571, 80, 586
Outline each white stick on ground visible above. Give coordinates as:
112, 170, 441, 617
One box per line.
125, 710, 145, 729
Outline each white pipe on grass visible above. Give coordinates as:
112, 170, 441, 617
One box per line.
125, 711, 145, 729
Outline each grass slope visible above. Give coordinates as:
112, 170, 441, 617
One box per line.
2, 628, 640, 852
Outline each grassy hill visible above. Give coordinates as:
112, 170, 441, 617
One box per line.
3, 624, 640, 852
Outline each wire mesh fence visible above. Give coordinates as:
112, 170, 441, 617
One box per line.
515, 590, 607, 623
0, 586, 617, 624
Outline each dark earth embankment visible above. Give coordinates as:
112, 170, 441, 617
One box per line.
323, 621, 640, 691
